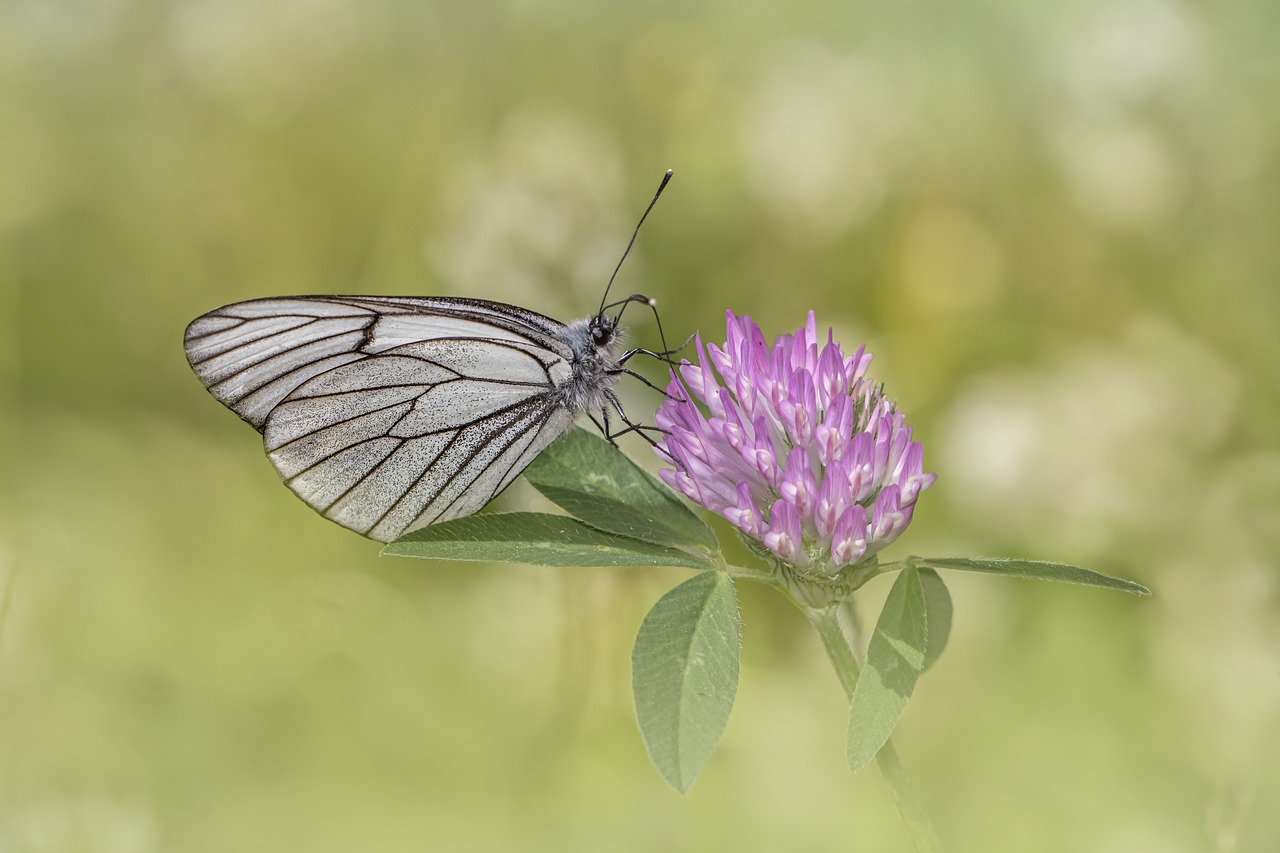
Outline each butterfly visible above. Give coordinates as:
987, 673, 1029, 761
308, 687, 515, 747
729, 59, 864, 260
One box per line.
184, 171, 673, 543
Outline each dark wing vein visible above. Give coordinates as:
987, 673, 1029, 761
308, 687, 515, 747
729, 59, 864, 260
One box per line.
433, 399, 573, 523
276, 402, 420, 479
366, 396, 556, 538
187, 316, 324, 367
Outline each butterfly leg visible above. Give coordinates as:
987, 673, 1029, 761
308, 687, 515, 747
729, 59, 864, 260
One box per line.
617, 337, 695, 367
601, 389, 668, 451
588, 410, 608, 437
597, 405, 621, 448
608, 365, 683, 402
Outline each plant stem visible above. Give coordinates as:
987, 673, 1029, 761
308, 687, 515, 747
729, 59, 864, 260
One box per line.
807, 606, 943, 853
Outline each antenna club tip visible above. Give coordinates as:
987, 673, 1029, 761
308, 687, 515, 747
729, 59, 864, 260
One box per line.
665, 168, 674, 177
647, 297, 658, 307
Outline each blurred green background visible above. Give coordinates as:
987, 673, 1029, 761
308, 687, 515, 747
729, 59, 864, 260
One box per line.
4, 0, 1278, 850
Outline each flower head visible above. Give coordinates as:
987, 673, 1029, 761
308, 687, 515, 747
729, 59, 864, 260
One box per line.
655, 311, 936, 575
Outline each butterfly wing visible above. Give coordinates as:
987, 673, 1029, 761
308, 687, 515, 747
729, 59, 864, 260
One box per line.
184, 296, 579, 541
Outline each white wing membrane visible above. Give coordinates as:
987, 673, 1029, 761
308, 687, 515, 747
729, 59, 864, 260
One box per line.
270, 405, 415, 480
206, 328, 369, 397
395, 380, 545, 436
365, 314, 536, 352
184, 295, 598, 542
226, 353, 370, 427
265, 384, 430, 448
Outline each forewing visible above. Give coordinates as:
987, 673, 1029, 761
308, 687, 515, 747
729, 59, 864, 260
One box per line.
263, 338, 578, 542
184, 296, 570, 429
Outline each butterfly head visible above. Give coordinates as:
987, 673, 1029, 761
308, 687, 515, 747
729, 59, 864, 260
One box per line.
565, 312, 624, 368
590, 312, 620, 349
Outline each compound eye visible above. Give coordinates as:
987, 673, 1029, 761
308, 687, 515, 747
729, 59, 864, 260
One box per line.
591, 318, 613, 345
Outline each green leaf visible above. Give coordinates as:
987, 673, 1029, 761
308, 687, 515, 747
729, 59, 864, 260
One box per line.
383, 512, 713, 569
919, 568, 952, 673
912, 556, 1150, 596
632, 571, 741, 794
523, 427, 718, 552
847, 565, 927, 772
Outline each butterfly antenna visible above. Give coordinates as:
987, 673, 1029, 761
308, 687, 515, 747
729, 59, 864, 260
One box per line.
599, 169, 673, 316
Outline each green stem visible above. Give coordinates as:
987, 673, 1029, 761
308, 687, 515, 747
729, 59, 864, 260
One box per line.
807, 606, 943, 853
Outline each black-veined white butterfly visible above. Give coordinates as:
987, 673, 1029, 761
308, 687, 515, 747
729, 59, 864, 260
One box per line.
185, 171, 674, 543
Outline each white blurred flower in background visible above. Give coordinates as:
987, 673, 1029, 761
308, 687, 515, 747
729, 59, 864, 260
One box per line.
1044, 0, 1203, 230
428, 111, 629, 314
1052, 119, 1184, 229
938, 317, 1239, 559
742, 46, 911, 238
1050, 0, 1204, 112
